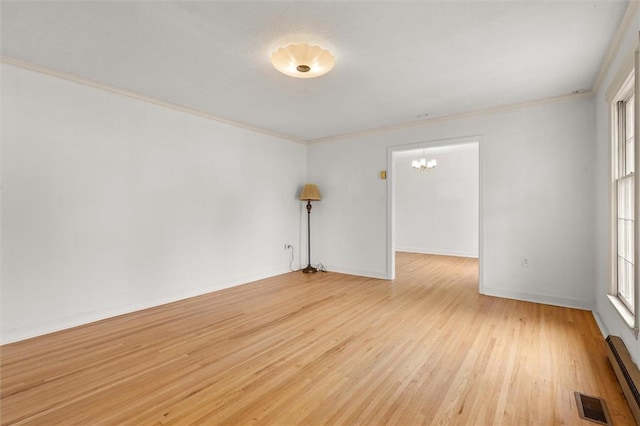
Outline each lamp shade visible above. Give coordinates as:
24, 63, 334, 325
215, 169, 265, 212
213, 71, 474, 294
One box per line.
271, 44, 335, 79
299, 184, 321, 201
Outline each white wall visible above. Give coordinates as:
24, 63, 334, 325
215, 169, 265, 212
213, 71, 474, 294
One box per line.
1, 64, 307, 343
394, 144, 479, 258
594, 8, 640, 361
308, 95, 596, 308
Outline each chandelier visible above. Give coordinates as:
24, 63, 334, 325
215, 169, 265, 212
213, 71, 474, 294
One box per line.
411, 150, 437, 171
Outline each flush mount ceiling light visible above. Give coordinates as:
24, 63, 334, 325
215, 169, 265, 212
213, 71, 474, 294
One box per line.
271, 43, 335, 79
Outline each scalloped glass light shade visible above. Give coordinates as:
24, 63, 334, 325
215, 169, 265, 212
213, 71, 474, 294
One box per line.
271, 44, 335, 79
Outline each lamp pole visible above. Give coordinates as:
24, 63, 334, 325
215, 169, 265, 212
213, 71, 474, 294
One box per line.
298, 183, 320, 273
303, 199, 317, 273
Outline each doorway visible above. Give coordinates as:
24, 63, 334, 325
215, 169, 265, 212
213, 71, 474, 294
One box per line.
386, 136, 483, 292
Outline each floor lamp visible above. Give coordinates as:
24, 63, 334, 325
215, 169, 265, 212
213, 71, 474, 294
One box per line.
299, 184, 321, 273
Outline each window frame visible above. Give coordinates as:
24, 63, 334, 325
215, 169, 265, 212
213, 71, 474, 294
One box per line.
615, 92, 635, 313
609, 62, 639, 335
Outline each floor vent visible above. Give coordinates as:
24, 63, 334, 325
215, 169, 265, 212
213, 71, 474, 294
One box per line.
575, 392, 612, 425
606, 335, 640, 424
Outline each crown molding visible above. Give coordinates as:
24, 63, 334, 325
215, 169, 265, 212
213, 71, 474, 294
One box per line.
307, 91, 594, 145
592, 0, 639, 94
0, 56, 306, 145
1, 55, 597, 146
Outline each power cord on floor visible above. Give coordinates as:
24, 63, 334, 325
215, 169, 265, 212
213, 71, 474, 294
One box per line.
287, 246, 327, 273
289, 246, 297, 272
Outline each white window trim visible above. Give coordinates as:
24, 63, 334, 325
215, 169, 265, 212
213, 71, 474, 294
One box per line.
608, 45, 639, 337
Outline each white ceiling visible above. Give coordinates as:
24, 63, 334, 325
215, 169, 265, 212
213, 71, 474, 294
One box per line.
0, 1, 629, 142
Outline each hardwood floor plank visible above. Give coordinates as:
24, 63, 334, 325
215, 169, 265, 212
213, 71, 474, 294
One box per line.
1, 253, 634, 425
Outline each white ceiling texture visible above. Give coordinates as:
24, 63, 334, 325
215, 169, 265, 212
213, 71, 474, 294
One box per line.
0, 1, 630, 142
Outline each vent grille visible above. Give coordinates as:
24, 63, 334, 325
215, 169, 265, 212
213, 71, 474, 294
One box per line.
575, 392, 612, 425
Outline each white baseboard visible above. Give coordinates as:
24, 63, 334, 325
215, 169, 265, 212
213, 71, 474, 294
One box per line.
322, 265, 388, 280
395, 247, 478, 258
1, 267, 290, 344
481, 286, 594, 311
592, 310, 610, 337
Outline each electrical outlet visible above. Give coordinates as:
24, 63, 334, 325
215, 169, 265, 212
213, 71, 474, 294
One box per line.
284, 244, 292, 250
521, 258, 529, 267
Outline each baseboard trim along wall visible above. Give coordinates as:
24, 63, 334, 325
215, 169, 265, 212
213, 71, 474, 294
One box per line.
322, 265, 388, 280
593, 311, 610, 338
482, 287, 595, 311
1, 268, 292, 345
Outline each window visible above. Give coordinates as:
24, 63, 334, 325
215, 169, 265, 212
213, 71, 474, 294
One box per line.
615, 92, 635, 313
610, 69, 637, 329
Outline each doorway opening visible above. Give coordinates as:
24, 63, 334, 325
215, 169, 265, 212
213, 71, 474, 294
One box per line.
386, 136, 483, 292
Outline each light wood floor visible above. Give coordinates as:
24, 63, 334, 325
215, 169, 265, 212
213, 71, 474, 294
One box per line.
1, 253, 634, 425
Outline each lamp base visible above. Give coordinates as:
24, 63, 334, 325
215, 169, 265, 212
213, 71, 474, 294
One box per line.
302, 265, 318, 273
